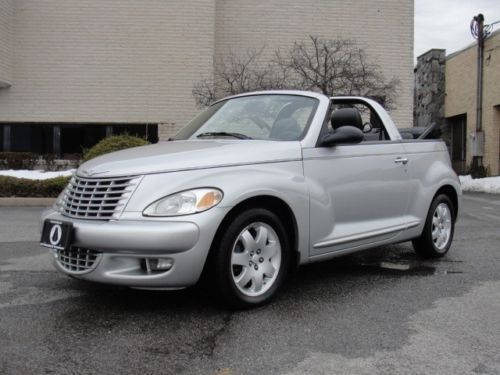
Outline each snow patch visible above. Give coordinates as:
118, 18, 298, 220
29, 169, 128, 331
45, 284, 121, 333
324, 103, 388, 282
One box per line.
0, 169, 75, 180
459, 175, 500, 194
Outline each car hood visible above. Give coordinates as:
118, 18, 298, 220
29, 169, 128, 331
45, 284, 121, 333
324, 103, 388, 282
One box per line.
77, 140, 303, 177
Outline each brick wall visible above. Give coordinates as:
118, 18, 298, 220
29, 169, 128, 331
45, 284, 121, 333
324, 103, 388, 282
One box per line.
0, 0, 414, 141
0, 0, 13, 87
0, 0, 215, 130
215, 0, 414, 128
483, 32, 500, 175
445, 30, 500, 175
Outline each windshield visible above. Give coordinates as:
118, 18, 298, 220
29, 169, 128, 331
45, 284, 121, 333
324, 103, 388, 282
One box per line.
173, 94, 319, 141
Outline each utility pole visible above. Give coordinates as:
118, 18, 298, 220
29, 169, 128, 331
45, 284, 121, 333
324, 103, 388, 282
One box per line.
470, 14, 485, 174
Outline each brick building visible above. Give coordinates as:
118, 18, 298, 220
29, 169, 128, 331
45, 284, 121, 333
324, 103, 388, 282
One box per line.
0, 0, 414, 156
415, 29, 500, 175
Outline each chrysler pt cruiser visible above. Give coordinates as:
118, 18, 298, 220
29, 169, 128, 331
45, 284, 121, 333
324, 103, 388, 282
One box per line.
40, 91, 461, 308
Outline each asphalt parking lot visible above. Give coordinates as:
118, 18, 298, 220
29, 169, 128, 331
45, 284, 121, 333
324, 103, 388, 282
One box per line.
0, 193, 499, 375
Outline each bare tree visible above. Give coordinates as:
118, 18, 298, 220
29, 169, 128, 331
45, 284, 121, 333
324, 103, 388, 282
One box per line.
192, 48, 286, 107
193, 35, 399, 108
277, 36, 399, 108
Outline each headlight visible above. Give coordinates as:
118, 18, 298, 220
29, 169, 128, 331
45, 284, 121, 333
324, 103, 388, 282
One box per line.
143, 188, 223, 217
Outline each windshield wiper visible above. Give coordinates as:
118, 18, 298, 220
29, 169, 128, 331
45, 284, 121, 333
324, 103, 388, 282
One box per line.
196, 132, 252, 140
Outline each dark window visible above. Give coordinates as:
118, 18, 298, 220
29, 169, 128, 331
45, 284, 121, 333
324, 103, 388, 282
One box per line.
4, 123, 158, 156
10, 125, 54, 153
112, 124, 158, 143
61, 124, 158, 155
61, 125, 107, 155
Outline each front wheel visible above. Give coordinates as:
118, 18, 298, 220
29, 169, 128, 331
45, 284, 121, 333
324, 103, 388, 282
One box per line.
412, 194, 455, 258
212, 208, 290, 309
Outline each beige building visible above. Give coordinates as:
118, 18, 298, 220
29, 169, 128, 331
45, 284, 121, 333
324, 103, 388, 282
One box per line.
414, 29, 500, 176
0, 0, 414, 156
445, 29, 500, 176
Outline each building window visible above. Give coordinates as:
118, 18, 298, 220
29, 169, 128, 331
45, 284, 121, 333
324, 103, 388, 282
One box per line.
0, 125, 4, 151
2, 124, 158, 156
112, 124, 159, 143
10, 124, 54, 153
60, 125, 107, 155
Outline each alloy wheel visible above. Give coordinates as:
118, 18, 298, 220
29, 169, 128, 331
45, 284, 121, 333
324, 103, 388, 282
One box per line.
230, 222, 282, 297
431, 203, 452, 251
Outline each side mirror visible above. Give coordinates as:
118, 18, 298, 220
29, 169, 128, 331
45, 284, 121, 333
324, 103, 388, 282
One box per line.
320, 126, 364, 147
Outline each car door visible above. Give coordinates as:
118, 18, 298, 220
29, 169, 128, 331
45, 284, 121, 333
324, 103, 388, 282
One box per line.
303, 140, 415, 257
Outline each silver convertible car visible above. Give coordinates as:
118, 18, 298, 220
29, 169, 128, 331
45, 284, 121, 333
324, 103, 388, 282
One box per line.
40, 91, 461, 308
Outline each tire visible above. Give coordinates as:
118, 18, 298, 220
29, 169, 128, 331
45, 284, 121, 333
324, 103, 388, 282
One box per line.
412, 194, 455, 258
212, 208, 290, 309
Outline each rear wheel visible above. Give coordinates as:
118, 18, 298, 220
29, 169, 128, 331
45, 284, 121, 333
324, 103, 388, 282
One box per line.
412, 194, 455, 258
212, 208, 290, 309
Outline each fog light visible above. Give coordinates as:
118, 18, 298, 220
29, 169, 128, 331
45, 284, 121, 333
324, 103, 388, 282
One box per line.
153, 258, 174, 271
143, 258, 174, 273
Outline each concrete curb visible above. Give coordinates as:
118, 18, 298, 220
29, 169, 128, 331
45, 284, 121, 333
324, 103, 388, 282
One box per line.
0, 197, 55, 206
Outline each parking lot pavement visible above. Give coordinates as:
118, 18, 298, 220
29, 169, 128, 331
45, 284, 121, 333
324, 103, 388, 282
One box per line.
0, 193, 499, 375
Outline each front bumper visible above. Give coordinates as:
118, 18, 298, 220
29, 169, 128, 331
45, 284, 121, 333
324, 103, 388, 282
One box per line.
40, 207, 229, 288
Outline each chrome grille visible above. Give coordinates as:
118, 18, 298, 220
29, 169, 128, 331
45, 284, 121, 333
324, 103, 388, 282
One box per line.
60, 175, 141, 220
55, 247, 101, 274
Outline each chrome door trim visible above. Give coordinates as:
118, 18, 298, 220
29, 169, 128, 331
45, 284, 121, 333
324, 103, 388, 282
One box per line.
313, 220, 421, 249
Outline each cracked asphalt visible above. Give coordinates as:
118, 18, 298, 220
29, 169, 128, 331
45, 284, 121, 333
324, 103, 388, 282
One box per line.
0, 193, 499, 374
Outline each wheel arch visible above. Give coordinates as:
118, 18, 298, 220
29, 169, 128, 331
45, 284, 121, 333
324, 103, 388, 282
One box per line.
432, 184, 459, 220
205, 195, 300, 273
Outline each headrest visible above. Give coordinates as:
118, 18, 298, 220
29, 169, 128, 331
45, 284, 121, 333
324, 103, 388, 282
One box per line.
331, 108, 363, 130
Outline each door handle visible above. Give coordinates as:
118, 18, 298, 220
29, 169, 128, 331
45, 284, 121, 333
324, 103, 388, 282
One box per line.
394, 157, 408, 165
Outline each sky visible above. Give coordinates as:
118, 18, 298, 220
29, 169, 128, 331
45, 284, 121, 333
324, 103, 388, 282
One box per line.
415, 0, 500, 60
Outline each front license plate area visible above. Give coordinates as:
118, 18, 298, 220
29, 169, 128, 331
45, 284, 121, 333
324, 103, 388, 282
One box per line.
40, 220, 73, 251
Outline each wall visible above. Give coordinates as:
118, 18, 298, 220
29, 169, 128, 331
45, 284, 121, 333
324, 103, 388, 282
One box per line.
0, 0, 13, 87
0, 0, 414, 143
482, 31, 500, 175
215, 0, 415, 128
414, 49, 446, 128
0, 0, 215, 129
445, 30, 500, 175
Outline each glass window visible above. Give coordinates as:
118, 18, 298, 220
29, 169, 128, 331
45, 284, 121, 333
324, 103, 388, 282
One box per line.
174, 95, 318, 141
112, 124, 158, 143
0, 125, 4, 151
60, 125, 106, 155
10, 125, 54, 153
4, 124, 158, 156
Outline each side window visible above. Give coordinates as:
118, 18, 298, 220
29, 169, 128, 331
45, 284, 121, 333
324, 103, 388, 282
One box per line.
329, 102, 390, 142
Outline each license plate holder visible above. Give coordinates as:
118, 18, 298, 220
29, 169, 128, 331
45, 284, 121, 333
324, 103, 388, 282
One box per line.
40, 220, 73, 251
